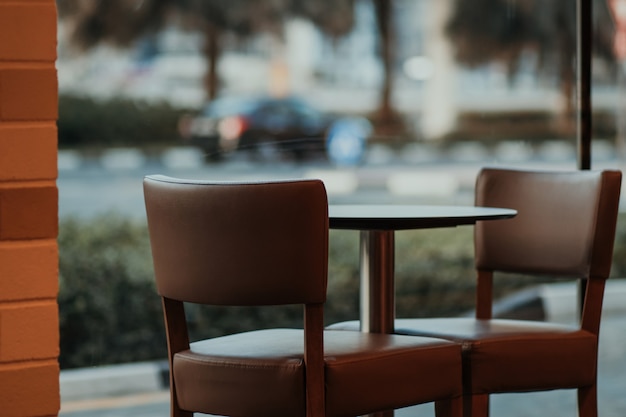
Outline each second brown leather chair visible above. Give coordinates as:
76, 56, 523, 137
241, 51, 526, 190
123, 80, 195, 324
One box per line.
330, 168, 622, 417
143, 175, 464, 417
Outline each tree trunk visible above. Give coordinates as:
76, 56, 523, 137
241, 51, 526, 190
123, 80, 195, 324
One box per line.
202, 23, 221, 101
422, 0, 458, 140
373, 0, 394, 122
556, 28, 577, 136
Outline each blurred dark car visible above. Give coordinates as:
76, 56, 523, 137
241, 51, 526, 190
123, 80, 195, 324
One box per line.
178, 95, 336, 161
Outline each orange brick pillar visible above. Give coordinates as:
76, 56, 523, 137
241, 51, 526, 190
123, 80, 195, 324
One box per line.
0, 1, 60, 416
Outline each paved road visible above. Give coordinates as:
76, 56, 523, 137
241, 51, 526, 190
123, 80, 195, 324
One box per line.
57, 143, 625, 220
57, 144, 473, 219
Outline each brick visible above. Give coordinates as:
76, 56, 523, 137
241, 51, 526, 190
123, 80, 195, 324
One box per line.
0, 241, 58, 302
0, 68, 58, 121
0, 2, 60, 416
0, 301, 59, 362
0, 3, 57, 61
0, 185, 58, 240
0, 124, 57, 181
0, 361, 60, 417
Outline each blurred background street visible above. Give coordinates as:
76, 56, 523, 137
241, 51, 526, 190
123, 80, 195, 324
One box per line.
57, 143, 624, 221
54, 1, 626, 416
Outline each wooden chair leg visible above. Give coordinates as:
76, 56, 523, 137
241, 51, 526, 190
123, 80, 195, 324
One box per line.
435, 397, 463, 417
578, 384, 598, 417
172, 403, 193, 417
171, 389, 193, 417
462, 393, 489, 417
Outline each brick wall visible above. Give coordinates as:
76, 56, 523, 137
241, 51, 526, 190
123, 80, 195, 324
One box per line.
0, 1, 60, 416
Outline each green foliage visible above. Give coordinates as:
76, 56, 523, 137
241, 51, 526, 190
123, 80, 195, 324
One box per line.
395, 227, 476, 318
59, 213, 626, 369
326, 230, 361, 320
446, 0, 614, 72
58, 214, 165, 369
57, 217, 363, 369
443, 110, 616, 143
57, 94, 187, 149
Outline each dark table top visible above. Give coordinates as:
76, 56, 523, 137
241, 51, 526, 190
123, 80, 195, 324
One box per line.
328, 204, 517, 231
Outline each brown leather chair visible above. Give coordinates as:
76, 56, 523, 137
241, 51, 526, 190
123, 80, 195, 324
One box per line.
329, 168, 622, 417
143, 175, 463, 417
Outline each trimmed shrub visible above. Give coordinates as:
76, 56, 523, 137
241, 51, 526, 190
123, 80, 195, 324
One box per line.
58, 213, 626, 368
58, 217, 363, 368
58, 214, 165, 369
58, 95, 188, 149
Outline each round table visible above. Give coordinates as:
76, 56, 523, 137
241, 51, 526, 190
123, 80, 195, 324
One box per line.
329, 205, 517, 333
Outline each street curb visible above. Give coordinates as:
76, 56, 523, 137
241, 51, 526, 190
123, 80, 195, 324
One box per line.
60, 360, 169, 402
58, 144, 625, 206
58, 140, 616, 173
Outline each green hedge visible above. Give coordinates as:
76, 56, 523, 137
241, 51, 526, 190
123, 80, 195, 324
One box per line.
58, 95, 188, 150
442, 110, 616, 144
58, 214, 164, 369
58, 213, 626, 369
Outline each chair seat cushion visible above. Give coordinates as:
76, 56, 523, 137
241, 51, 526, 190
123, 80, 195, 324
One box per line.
329, 318, 597, 394
392, 318, 598, 394
173, 328, 462, 417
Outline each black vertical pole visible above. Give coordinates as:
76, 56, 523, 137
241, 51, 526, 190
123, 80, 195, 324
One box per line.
577, 0, 592, 317
578, 0, 592, 170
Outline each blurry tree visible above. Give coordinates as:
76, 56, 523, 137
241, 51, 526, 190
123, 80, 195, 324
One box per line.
373, 0, 396, 125
290, 0, 355, 37
56, 0, 413, 129
446, 0, 616, 133
58, 0, 284, 100
57, 0, 355, 102
297, 0, 400, 129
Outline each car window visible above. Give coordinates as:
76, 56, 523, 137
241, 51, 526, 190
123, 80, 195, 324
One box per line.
293, 103, 318, 119
202, 97, 257, 117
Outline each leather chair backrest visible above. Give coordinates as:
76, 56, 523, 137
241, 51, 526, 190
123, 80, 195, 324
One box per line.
143, 175, 329, 306
474, 168, 621, 279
